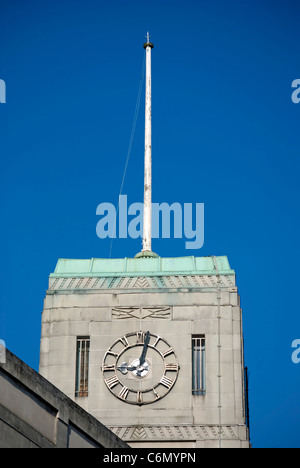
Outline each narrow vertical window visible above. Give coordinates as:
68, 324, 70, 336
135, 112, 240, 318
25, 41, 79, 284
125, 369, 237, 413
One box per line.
192, 335, 206, 395
75, 336, 90, 397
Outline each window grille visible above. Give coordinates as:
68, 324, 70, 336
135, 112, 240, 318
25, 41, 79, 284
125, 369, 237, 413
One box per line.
192, 335, 206, 395
75, 337, 90, 397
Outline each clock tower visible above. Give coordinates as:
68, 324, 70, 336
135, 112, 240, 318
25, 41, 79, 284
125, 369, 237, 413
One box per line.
39, 35, 250, 448
39, 255, 249, 448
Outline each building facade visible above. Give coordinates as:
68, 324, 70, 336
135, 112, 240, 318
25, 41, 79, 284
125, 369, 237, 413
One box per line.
0, 349, 129, 448
39, 254, 250, 448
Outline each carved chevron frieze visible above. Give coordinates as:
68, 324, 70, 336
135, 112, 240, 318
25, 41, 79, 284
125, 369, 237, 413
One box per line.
109, 424, 239, 442
112, 306, 171, 320
49, 274, 235, 291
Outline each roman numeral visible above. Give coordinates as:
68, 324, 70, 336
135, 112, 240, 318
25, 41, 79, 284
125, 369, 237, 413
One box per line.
162, 347, 174, 358
136, 331, 145, 344
119, 336, 129, 347
153, 336, 161, 348
102, 364, 115, 372
107, 350, 119, 358
160, 375, 174, 389
137, 391, 143, 405
105, 374, 119, 389
118, 386, 129, 400
165, 363, 178, 371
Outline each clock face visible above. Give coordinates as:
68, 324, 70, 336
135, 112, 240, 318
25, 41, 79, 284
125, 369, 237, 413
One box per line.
102, 331, 179, 405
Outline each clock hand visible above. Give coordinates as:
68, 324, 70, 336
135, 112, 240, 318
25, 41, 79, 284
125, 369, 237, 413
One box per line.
117, 333, 151, 377
139, 331, 150, 366
117, 362, 138, 375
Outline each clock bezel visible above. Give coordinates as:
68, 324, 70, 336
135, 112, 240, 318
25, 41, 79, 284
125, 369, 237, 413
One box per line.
102, 331, 180, 406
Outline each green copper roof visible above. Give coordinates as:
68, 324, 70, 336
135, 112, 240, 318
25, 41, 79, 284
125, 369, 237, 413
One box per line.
50, 256, 235, 278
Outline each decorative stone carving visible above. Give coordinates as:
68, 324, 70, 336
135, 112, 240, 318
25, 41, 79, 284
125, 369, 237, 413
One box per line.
112, 307, 171, 320
48, 275, 236, 291
108, 424, 239, 441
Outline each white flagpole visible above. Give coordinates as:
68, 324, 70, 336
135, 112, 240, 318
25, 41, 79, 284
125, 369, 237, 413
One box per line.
142, 32, 154, 253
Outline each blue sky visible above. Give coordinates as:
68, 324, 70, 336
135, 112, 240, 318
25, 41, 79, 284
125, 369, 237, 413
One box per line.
0, 0, 300, 448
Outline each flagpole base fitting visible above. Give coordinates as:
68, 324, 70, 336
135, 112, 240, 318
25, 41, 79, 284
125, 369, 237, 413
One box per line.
134, 250, 159, 258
